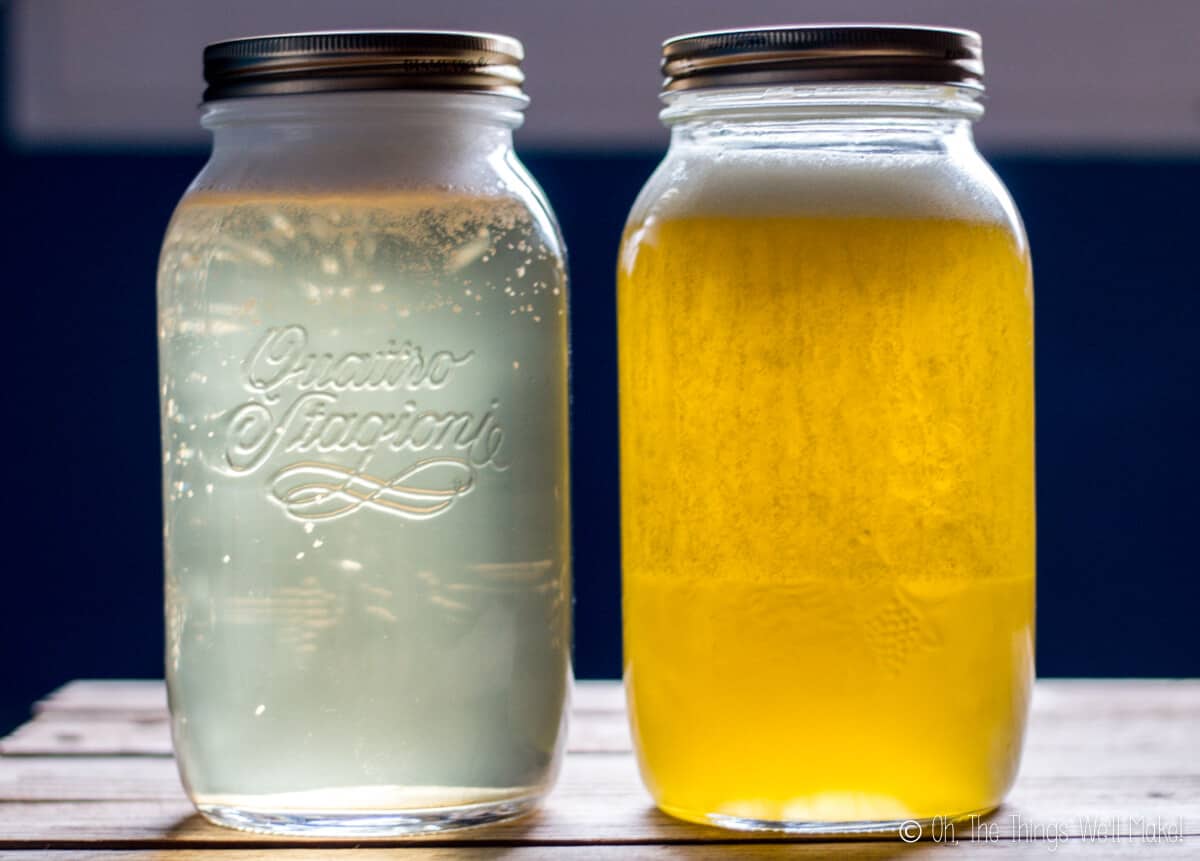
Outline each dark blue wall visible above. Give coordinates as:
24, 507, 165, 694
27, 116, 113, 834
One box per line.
1, 144, 1198, 733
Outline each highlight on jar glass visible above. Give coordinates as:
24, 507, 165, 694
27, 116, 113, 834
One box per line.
157, 32, 571, 836
618, 26, 1035, 833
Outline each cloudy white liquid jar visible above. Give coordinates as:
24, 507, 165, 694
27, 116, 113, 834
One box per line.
157, 32, 571, 836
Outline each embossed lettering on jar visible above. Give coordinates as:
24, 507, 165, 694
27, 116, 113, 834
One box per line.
157, 32, 571, 836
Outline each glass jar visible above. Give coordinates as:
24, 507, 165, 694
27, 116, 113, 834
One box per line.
619, 26, 1034, 833
157, 32, 571, 836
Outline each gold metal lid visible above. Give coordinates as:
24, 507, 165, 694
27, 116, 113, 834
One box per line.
661, 25, 983, 93
203, 31, 525, 102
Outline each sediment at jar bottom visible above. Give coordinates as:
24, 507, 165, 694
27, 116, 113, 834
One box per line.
618, 213, 1035, 826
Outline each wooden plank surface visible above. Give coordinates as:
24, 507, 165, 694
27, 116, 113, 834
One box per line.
6, 681, 1198, 778
1, 682, 632, 757
1, 847, 1197, 860
29, 680, 627, 717
1, 679, 1197, 856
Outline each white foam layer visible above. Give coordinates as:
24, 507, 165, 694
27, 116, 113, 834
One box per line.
633, 147, 1019, 226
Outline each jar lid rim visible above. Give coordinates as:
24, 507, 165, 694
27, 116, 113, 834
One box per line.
202, 30, 525, 102
661, 25, 984, 93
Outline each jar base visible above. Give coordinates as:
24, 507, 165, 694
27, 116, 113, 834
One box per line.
196, 793, 541, 837
661, 803, 996, 838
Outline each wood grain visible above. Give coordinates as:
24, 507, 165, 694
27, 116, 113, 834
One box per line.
29, 680, 628, 718
1, 704, 631, 759
6, 682, 1198, 779
1, 845, 1197, 860
1, 756, 1197, 844
1, 679, 1197, 855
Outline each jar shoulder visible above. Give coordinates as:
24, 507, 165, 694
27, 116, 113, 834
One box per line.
158, 161, 566, 284
503, 153, 567, 262
624, 145, 1026, 249
166, 140, 565, 266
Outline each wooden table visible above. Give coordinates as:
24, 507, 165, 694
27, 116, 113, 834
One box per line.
0, 680, 1196, 858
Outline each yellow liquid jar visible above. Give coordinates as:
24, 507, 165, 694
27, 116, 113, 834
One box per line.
619, 27, 1034, 833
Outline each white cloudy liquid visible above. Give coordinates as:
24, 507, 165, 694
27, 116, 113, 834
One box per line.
158, 190, 571, 826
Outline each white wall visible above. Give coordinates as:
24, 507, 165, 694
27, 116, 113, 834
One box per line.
9, 0, 1200, 152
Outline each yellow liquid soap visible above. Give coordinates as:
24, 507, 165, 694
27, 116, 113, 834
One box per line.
618, 214, 1035, 825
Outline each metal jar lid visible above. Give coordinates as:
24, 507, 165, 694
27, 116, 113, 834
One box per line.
202, 31, 525, 102
661, 25, 983, 93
